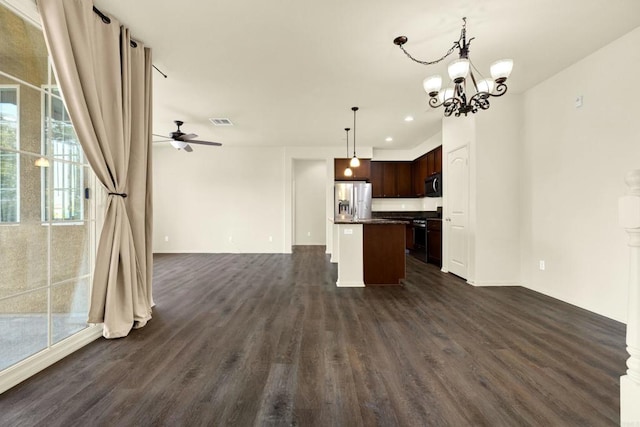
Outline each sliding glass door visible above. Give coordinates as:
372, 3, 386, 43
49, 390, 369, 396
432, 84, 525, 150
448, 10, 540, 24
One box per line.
0, 1, 97, 376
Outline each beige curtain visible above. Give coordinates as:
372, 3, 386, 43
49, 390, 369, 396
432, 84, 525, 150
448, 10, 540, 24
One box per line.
37, 0, 153, 338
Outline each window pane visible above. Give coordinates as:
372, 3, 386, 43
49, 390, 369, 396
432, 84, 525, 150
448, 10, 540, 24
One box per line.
0, 289, 49, 371
0, 152, 49, 299
0, 5, 49, 88
0, 87, 18, 150
0, 149, 19, 222
44, 90, 83, 164
51, 222, 91, 283
48, 161, 84, 221
51, 278, 89, 344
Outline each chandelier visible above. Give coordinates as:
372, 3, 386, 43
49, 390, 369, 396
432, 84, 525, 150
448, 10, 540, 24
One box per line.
393, 18, 513, 117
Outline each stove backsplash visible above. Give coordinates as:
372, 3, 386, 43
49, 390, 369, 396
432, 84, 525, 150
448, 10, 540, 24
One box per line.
371, 196, 442, 214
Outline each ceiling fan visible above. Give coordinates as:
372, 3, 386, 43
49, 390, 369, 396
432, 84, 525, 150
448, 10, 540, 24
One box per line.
153, 120, 222, 152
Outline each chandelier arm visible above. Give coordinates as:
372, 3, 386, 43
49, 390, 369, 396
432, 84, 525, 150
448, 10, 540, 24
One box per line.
491, 82, 508, 97
428, 97, 443, 108
469, 92, 491, 111
443, 98, 461, 117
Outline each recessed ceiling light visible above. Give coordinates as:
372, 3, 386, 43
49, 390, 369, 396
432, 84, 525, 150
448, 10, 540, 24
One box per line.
404, 116, 414, 122
385, 137, 393, 142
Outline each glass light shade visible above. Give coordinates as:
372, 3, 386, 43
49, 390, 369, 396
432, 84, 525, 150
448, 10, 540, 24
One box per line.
350, 156, 360, 167
438, 87, 455, 104
448, 59, 469, 83
423, 75, 442, 97
34, 157, 50, 167
344, 167, 353, 177
490, 59, 513, 82
476, 79, 494, 93
170, 140, 188, 150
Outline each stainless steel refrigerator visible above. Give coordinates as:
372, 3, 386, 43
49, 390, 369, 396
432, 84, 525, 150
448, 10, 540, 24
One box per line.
334, 181, 372, 220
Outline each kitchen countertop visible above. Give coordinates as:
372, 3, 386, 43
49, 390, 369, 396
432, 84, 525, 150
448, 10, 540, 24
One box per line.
333, 218, 410, 225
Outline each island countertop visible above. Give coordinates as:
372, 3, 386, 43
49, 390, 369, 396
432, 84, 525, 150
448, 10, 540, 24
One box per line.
332, 218, 410, 225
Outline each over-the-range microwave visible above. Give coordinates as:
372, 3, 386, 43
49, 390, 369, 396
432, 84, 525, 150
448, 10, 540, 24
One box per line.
425, 173, 442, 197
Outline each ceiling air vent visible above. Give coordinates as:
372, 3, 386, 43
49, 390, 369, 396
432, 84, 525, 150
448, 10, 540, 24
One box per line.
209, 118, 233, 126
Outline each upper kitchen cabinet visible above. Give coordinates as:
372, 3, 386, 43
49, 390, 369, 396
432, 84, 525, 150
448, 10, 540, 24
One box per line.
425, 145, 443, 177
371, 161, 413, 198
396, 162, 413, 197
370, 162, 384, 197
413, 154, 428, 197
412, 145, 442, 196
334, 158, 371, 181
434, 146, 442, 175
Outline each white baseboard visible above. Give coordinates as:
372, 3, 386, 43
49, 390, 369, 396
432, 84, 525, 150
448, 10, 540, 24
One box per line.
0, 325, 102, 394
467, 280, 521, 287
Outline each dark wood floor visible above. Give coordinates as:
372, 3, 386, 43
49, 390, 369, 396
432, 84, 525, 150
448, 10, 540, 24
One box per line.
0, 247, 627, 426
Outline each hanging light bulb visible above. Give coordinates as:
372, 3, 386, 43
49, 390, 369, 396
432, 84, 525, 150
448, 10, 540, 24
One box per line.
34, 157, 50, 167
350, 107, 360, 167
343, 127, 352, 177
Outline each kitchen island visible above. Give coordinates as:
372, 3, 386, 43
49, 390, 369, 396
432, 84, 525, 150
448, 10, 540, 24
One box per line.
331, 218, 408, 287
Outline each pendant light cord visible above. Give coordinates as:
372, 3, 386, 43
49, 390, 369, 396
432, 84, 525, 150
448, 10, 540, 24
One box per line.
345, 128, 350, 157
352, 107, 358, 157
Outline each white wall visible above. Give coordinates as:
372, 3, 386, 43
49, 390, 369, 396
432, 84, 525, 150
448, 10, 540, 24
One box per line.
372, 132, 442, 162
520, 26, 640, 322
474, 96, 522, 285
293, 159, 327, 245
153, 145, 286, 253
284, 146, 373, 254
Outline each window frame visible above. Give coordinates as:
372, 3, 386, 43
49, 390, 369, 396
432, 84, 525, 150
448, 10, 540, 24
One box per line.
0, 84, 20, 224
40, 85, 84, 224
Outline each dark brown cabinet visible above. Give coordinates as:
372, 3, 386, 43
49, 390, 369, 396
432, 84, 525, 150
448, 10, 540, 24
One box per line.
405, 225, 415, 250
396, 162, 413, 197
334, 158, 371, 181
369, 146, 442, 198
382, 162, 396, 196
426, 219, 442, 267
370, 161, 413, 197
363, 223, 406, 285
411, 145, 442, 197
434, 146, 442, 175
370, 162, 384, 197
412, 154, 428, 197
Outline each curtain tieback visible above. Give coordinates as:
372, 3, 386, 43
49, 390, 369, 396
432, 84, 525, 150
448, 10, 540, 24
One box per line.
108, 192, 128, 198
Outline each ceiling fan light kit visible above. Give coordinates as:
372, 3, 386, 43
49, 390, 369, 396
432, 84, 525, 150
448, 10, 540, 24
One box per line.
393, 17, 513, 117
153, 120, 223, 152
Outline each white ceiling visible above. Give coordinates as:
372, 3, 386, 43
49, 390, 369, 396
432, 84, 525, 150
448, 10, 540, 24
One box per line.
94, 0, 640, 150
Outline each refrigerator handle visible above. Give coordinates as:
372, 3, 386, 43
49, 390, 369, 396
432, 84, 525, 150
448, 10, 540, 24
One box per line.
353, 186, 358, 219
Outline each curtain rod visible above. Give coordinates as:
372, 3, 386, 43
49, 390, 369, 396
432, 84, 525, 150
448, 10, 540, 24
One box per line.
92, 6, 167, 79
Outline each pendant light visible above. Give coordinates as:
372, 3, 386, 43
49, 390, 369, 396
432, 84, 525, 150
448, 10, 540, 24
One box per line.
349, 107, 360, 167
343, 127, 353, 177
34, 157, 50, 167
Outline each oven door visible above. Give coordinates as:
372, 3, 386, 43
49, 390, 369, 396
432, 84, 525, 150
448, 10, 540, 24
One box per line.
413, 223, 426, 248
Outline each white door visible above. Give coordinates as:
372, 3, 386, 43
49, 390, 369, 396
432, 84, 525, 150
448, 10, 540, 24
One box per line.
446, 145, 469, 279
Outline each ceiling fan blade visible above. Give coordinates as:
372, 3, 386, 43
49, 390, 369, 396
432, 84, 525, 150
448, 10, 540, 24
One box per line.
183, 144, 193, 152
152, 133, 168, 138
153, 139, 173, 143
176, 133, 198, 141
187, 140, 223, 146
